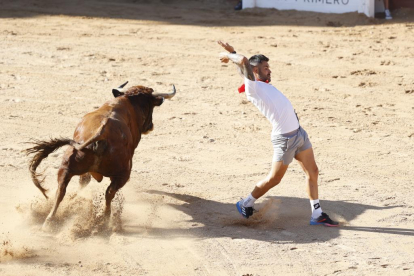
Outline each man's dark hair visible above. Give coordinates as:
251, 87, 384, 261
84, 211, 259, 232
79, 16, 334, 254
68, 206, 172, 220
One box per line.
249, 54, 269, 67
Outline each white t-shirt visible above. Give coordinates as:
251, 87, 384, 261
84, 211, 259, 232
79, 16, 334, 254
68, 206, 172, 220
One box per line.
244, 77, 299, 135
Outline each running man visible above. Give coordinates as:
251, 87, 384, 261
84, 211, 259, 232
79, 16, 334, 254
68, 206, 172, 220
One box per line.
218, 41, 338, 227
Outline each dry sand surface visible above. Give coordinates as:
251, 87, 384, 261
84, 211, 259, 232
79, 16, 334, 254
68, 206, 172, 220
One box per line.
1, 0, 413, 275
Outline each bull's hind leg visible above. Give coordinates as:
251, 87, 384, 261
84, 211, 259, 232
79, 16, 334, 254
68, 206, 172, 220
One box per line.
104, 175, 129, 217
42, 168, 73, 231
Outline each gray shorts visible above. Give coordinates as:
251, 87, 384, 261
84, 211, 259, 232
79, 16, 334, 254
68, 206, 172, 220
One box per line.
271, 126, 312, 165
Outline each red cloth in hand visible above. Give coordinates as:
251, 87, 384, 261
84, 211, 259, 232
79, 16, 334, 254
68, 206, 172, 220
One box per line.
238, 79, 269, 93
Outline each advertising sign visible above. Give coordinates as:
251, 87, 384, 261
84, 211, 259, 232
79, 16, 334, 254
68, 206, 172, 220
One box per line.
243, 0, 375, 17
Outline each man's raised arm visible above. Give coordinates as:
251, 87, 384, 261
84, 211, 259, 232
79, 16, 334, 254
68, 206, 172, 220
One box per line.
218, 41, 255, 81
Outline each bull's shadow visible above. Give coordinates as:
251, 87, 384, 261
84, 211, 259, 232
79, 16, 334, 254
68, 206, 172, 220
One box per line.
122, 191, 410, 244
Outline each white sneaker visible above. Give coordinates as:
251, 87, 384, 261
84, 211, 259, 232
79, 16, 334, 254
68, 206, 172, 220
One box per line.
385, 9, 392, 20
236, 198, 255, 219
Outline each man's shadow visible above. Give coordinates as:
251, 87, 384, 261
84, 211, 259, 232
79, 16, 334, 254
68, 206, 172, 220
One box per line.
124, 191, 410, 244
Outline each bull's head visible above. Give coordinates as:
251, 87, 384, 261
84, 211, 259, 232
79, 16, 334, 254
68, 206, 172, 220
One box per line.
112, 82, 176, 135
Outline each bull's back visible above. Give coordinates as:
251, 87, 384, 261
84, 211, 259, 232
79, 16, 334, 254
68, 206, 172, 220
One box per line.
73, 99, 135, 151
73, 111, 110, 143
70, 102, 133, 175
73, 100, 122, 142
68, 98, 140, 176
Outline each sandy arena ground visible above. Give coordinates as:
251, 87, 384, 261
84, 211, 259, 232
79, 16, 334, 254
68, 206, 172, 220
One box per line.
0, 0, 413, 275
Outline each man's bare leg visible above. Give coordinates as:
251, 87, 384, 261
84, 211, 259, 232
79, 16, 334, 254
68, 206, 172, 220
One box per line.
295, 148, 319, 200
295, 147, 338, 226
251, 161, 289, 199
237, 161, 288, 218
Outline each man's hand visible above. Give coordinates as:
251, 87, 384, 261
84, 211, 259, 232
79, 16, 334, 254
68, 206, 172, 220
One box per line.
218, 41, 235, 53
219, 52, 230, 63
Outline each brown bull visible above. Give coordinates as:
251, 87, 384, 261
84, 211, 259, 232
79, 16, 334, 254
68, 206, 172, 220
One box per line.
25, 82, 176, 229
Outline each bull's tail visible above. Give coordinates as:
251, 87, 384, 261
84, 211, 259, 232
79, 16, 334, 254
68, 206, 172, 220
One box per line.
24, 138, 76, 199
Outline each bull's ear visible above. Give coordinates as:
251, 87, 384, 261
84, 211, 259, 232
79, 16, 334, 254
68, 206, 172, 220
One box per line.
112, 89, 124, 98
112, 81, 128, 98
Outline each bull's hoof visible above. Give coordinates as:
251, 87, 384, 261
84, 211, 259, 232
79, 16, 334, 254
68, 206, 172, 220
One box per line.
41, 217, 58, 232
95, 210, 111, 225
110, 216, 123, 232
92, 210, 111, 234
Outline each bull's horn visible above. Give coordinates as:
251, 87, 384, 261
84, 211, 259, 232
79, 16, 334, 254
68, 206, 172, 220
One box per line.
153, 85, 176, 99
115, 81, 129, 92
118, 81, 128, 89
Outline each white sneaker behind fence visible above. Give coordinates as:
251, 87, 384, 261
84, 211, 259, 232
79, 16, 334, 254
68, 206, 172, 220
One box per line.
385, 9, 392, 20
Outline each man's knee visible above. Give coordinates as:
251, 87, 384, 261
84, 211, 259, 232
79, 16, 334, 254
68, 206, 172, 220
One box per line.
306, 166, 319, 181
255, 176, 282, 192
266, 175, 282, 187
